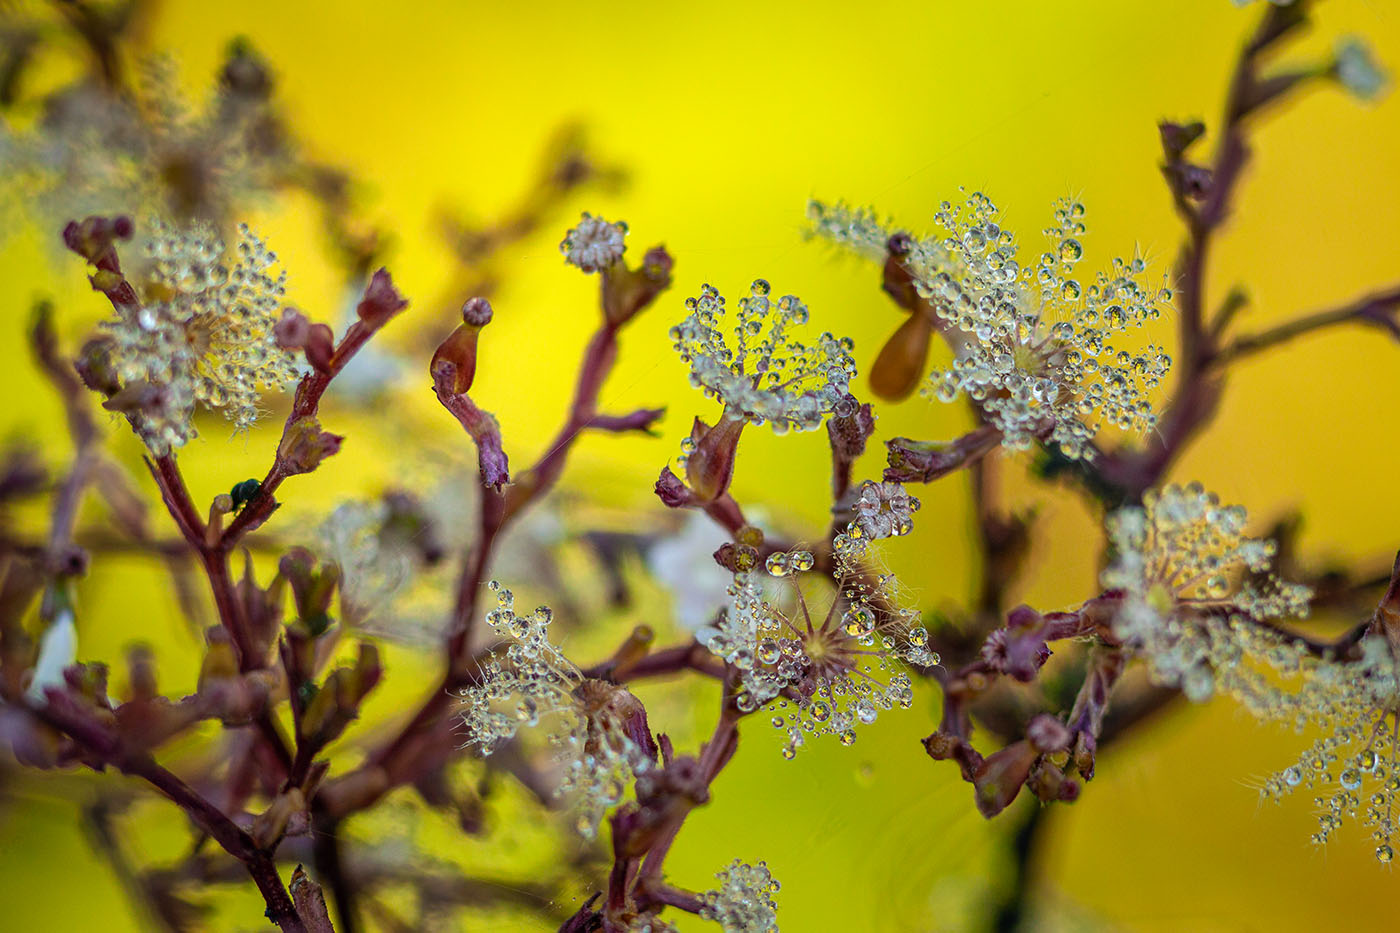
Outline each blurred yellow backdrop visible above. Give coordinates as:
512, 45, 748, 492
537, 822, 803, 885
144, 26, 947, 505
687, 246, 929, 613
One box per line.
2, 0, 1399, 930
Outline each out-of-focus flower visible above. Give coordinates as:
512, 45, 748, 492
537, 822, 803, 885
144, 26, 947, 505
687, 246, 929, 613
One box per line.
853, 480, 920, 540
560, 212, 627, 272
1259, 635, 1400, 862
1102, 482, 1311, 701
25, 603, 77, 706
1335, 37, 1389, 102
315, 501, 415, 627
701, 858, 781, 933
671, 280, 856, 434
0, 46, 300, 240
460, 584, 656, 837
646, 512, 735, 631
97, 219, 301, 452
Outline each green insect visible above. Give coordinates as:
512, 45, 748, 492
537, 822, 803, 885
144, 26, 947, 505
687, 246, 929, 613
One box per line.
229, 478, 261, 511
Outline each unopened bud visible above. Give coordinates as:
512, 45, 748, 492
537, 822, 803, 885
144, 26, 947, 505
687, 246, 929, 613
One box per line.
278, 416, 343, 476
684, 414, 745, 503
869, 313, 935, 401
355, 268, 409, 329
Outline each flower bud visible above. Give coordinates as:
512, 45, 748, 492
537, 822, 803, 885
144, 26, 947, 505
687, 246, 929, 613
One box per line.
304, 323, 335, 374
1026, 714, 1072, 754
62, 215, 133, 273
75, 336, 121, 395
602, 243, 674, 325
1158, 120, 1205, 160
971, 739, 1038, 818
684, 414, 745, 503
279, 548, 340, 635
431, 298, 493, 395
278, 416, 343, 476
274, 307, 311, 349
355, 267, 409, 330
251, 787, 308, 849
869, 313, 934, 401
654, 466, 695, 509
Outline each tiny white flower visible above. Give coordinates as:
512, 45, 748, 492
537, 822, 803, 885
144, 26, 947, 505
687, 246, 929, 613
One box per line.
560, 212, 627, 273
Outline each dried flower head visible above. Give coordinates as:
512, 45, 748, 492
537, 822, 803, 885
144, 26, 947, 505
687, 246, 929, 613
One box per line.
1, 49, 296, 240
702, 858, 781, 933
671, 279, 856, 434
460, 584, 655, 837
1102, 482, 1311, 701
809, 194, 1172, 459
560, 211, 627, 272
701, 531, 933, 757
1258, 635, 1400, 862
100, 219, 300, 452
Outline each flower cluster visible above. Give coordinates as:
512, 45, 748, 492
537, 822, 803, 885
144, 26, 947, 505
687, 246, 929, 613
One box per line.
670, 280, 856, 434
314, 500, 416, 626
100, 220, 300, 452
459, 584, 656, 837
1102, 483, 1312, 701
560, 212, 628, 272
1258, 636, 1400, 862
0, 47, 295, 237
810, 195, 1172, 459
700, 518, 934, 758
701, 858, 781, 933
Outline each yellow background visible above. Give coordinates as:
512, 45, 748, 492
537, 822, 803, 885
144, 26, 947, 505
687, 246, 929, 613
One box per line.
2, 0, 1399, 930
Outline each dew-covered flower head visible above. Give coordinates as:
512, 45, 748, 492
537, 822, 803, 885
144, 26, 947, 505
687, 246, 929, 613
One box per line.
702, 858, 781, 933
700, 524, 934, 758
459, 583, 656, 837
1101, 483, 1311, 700
921, 195, 1171, 458
809, 194, 1172, 459
101, 219, 300, 452
670, 279, 856, 433
560, 212, 627, 272
1260, 635, 1400, 862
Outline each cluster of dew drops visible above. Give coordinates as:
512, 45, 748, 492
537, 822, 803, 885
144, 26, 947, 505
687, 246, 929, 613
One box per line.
107, 219, 299, 449
920, 193, 1173, 458
670, 278, 855, 435
751, 539, 936, 761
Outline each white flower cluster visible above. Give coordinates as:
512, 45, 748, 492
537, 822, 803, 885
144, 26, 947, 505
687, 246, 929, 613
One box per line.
699, 520, 934, 758
702, 858, 781, 933
103, 220, 300, 452
1258, 635, 1400, 862
0, 54, 287, 240
809, 195, 1172, 459
1102, 483, 1311, 701
671, 280, 856, 433
560, 212, 627, 272
459, 584, 653, 838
